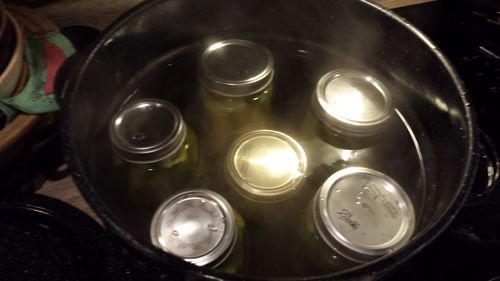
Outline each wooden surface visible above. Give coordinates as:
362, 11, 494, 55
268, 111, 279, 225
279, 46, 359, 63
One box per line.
39, 174, 101, 223
36, 0, 433, 222
34, 0, 434, 29
36, 0, 144, 29
374, 0, 434, 9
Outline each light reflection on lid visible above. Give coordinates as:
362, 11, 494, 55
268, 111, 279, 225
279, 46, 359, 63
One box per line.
150, 189, 236, 266
312, 70, 393, 137
227, 130, 307, 202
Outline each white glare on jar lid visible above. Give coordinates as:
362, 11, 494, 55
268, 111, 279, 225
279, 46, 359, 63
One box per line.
315, 167, 415, 262
228, 130, 307, 201
313, 70, 393, 137
150, 190, 236, 266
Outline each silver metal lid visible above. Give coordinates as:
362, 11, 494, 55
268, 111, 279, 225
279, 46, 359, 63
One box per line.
312, 70, 393, 137
314, 167, 415, 262
199, 39, 274, 97
109, 99, 187, 164
150, 189, 236, 267
227, 130, 307, 202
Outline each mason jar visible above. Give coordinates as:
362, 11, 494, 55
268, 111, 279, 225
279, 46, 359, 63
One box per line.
150, 189, 245, 273
109, 99, 198, 213
226, 129, 308, 203
306, 69, 393, 149
198, 39, 275, 155
295, 167, 415, 275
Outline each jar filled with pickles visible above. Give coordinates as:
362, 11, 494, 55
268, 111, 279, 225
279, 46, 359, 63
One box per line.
150, 189, 245, 273
198, 39, 275, 155
299, 69, 395, 181
305, 69, 394, 149
109, 99, 198, 212
295, 167, 415, 275
226, 129, 308, 203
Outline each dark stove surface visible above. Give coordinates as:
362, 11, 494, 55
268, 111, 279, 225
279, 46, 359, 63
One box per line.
387, 2, 500, 281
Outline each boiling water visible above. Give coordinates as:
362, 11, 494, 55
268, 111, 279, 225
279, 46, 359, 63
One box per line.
103, 38, 426, 278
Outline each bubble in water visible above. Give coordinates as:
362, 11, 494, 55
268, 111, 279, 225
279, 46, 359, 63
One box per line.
355, 201, 361, 205
172, 230, 179, 236
335, 189, 341, 192
131, 132, 146, 141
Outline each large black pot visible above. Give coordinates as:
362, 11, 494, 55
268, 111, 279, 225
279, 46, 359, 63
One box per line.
61, 0, 482, 279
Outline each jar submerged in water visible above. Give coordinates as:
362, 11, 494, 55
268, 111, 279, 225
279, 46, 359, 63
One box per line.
309, 69, 393, 149
295, 167, 415, 275
226, 129, 307, 203
150, 189, 245, 273
109, 99, 198, 211
198, 39, 275, 153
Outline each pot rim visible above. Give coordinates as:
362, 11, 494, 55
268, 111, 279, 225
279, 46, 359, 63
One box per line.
61, 0, 478, 280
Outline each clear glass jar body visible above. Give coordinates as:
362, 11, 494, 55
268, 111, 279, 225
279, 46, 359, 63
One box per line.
294, 199, 359, 275
213, 209, 246, 273
301, 109, 381, 150
124, 127, 198, 214
200, 84, 273, 156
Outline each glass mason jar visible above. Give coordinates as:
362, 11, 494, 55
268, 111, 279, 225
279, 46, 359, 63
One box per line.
295, 167, 415, 275
305, 69, 393, 149
226, 129, 308, 203
150, 189, 245, 273
198, 39, 275, 155
109, 99, 198, 213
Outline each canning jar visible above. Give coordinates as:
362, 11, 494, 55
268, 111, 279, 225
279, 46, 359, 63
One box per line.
226, 129, 307, 203
295, 167, 415, 274
109, 99, 198, 211
150, 189, 245, 273
198, 39, 274, 154
306, 69, 393, 149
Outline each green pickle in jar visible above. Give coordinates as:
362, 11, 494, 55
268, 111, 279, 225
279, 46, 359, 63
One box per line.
109, 99, 198, 212
295, 167, 415, 275
150, 189, 245, 273
198, 39, 274, 154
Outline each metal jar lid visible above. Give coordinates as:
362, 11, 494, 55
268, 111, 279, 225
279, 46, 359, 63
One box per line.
227, 130, 307, 202
199, 39, 274, 97
109, 99, 187, 164
150, 189, 237, 267
312, 70, 393, 137
313, 167, 415, 262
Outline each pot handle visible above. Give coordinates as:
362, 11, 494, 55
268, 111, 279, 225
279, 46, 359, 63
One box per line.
466, 130, 500, 206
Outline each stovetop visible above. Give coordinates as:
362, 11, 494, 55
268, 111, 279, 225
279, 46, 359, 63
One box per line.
387, 2, 500, 281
